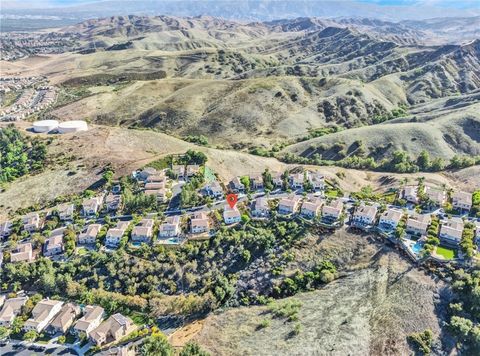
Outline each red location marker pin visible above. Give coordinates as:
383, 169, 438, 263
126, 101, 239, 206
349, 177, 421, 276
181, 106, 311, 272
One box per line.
226, 193, 238, 209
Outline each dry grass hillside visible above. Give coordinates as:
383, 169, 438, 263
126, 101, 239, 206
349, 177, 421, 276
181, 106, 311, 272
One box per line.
1, 123, 478, 219
178, 230, 451, 356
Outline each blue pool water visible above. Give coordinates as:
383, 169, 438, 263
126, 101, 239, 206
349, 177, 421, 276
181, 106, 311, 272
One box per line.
411, 241, 424, 254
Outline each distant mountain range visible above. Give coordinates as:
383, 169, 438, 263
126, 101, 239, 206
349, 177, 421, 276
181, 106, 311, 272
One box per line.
2, 0, 480, 31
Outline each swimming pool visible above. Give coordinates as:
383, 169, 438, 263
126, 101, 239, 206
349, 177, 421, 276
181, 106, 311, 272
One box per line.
411, 241, 424, 254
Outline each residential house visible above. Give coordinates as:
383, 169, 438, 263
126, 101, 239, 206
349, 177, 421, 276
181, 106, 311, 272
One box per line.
72, 305, 105, 337
352, 205, 378, 228
272, 172, 283, 188
44, 235, 64, 257
425, 186, 446, 206
56, 204, 75, 221
402, 185, 423, 204
137, 167, 157, 181
278, 196, 301, 215
186, 164, 200, 178
172, 165, 185, 179
144, 188, 167, 203
23, 299, 63, 333
321, 200, 344, 222
301, 200, 323, 219
105, 221, 130, 248
146, 172, 166, 183
23, 212, 41, 233
46, 303, 81, 335
223, 206, 241, 225
78, 224, 102, 244
0, 296, 28, 327
439, 219, 464, 246
10, 242, 34, 263
452, 191, 472, 212
204, 181, 223, 199
0, 221, 12, 239
158, 216, 181, 238
82, 196, 103, 217
90, 313, 135, 346
190, 212, 209, 234
308, 172, 325, 191
252, 198, 270, 217
289, 173, 305, 190
145, 181, 165, 191
229, 177, 245, 193
378, 209, 403, 230
250, 174, 264, 190
131, 219, 154, 243
406, 214, 431, 236
105, 194, 122, 212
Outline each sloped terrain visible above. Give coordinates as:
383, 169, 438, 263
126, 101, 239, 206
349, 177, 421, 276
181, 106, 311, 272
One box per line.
4, 15, 480, 161
192, 231, 451, 356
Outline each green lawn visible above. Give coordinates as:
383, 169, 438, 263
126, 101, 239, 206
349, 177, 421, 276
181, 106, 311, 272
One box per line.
435, 246, 457, 260
76, 247, 88, 256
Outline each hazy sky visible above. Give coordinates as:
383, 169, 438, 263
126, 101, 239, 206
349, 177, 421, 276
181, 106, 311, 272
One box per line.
3, 0, 480, 9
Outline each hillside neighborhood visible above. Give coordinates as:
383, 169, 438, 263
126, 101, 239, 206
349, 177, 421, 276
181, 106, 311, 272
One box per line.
0, 152, 479, 352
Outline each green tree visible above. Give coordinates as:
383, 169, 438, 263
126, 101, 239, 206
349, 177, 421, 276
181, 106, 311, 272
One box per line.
140, 334, 174, 356
23, 330, 38, 342
180, 342, 210, 356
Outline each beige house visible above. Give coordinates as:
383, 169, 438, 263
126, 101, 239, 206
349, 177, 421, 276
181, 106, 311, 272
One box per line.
44, 235, 64, 257
308, 172, 325, 191
452, 191, 472, 211
89, 313, 135, 346
406, 214, 431, 236
252, 198, 270, 217
289, 173, 305, 189
278, 196, 301, 215
301, 200, 322, 219
46, 303, 81, 334
78, 224, 102, 244
72, 305, 105, 337
0, 221, 12, 238
105, 194, 122, 212
425, 186, 446, 206
57, 204, 75, 221
191, 212, 209, 234
10, 242, 34, 263
223, 206, 241, 225
82, 196, 103, 217
186, 164, 200, 178
23, 212, 41, 233
172, 165, 185, 179
378, 209, 403, 230
145, 181, 165, 191
439, 219, 464, 245
146, 171, 166, 183
402, 185, 423, 204
0, 296, 28, 327
229, 177, 245, 193
23, 299, 63, 333
158, 216, 181, 238
352, 205, 378, 227
250, 174, 264, 190
131, 219, 154, 243
144, 188, 167, 203
322, 200, 344, 221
